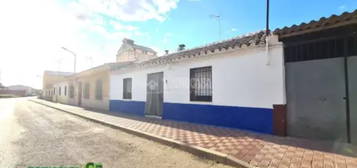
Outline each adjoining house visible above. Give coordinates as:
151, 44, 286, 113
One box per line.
42, 10, 357, 144
42, 39, 157, 111
52, 62, 132, 110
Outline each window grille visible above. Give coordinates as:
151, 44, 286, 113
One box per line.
190, 66, 212, 102
123, 78, 132, 99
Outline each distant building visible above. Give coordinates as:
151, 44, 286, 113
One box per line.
116, 38, 157, 63
0, 84, 38, 97
42, 71, 74, 100
7, 85, 35, 95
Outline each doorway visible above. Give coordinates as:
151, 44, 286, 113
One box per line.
145, 72, 164, 117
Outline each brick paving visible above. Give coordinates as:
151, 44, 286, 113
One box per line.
32, 99, 357, 168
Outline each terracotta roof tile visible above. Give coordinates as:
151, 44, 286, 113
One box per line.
111, 31, 266, 71
274, 9, 357, 38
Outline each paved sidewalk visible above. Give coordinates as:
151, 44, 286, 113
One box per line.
30, 98, 357, 168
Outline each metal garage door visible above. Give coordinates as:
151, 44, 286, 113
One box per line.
284, 35, 357, 143
286, 58, 348, 142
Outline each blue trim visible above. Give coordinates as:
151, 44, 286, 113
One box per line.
109, 100, 273, 134
110, 100, 145, 116
162, 103, 273, 134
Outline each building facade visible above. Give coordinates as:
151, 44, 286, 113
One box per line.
109, 32, 285, 134
42, 9, 357, 144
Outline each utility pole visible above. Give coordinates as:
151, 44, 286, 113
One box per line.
210, 15, 222, 40
266, 0, 270, 35
61, 47, 77, 73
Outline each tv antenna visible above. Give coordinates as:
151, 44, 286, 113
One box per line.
210, 15, 222, 40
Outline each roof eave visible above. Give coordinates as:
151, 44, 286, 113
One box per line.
277, 20, 357, 39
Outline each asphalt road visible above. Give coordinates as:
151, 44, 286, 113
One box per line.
0, 97, 232, 168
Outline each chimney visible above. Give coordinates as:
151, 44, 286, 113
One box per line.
165, 50, 169, 55
178, 44, 185, 51
123, 38, 134, 45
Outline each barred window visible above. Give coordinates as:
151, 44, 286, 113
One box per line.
84, 83, 90, 99
123, 78, 132, 99
190, 66, 212, 102
69, 85, 74, 98
95, 79, 103, 100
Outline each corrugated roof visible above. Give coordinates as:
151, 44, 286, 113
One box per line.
274, 9, 357, 38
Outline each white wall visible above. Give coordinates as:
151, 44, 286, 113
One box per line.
110, 38, 285, 109
53, 81, 76, 105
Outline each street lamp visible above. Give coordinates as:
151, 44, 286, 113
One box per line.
61, 47, 77, 73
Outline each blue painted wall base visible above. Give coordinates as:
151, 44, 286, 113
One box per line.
163, 103, 272, 134
110, 100, 145, 116
110, 100, 273, 134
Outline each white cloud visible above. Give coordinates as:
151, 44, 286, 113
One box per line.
338, 5, 346, 11
0, 0, 179, 89
110, 21, 138, 31
73, 0, 180, 22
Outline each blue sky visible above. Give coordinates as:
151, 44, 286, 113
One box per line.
0, 0, 356, 88
62, 0, 357, 52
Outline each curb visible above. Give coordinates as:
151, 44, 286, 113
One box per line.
29, 99, 255, 168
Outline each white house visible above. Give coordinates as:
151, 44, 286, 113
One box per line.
109, 32, 285, 134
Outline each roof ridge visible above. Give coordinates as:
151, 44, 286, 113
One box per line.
274, 9, 357, 37
110, 31, 266, 71
161, 30, 265, 57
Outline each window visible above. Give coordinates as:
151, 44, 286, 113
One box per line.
64, 86, 67, 96
59, 87, 61, 96
190, 66, 212, 102
69, 85, 74, 98
123, 78, 132, 99
84, 83, 90, 99
95, 79, 103, 100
